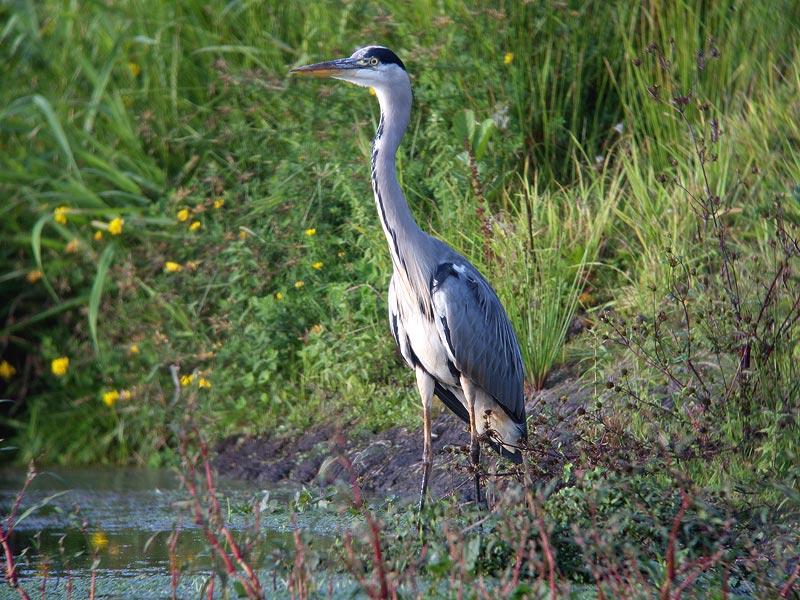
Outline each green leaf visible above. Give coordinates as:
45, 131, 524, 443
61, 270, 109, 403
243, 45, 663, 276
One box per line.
453, 109, 476, 146
509, 583, 534, 600
30, 94, 81, 179
31, 214, 59, 302
77, 149, 142, 196
13, 491, 70, 528
233, 580, 248, 598
473, 118, 495, 161
0, 296, 86, 338
192, 45, 270, 71
89, 243, 116, 357
426, 546, 452, 576
83, 33, 125, 134
463, 535, 482, 573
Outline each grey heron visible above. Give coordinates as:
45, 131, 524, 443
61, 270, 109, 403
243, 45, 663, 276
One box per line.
291, 46, 526, 508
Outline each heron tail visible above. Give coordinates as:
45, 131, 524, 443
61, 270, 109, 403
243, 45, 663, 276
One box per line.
434, 382, 524, 464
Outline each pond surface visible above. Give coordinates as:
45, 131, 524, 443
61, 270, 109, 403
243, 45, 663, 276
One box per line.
0, 467, 356, 598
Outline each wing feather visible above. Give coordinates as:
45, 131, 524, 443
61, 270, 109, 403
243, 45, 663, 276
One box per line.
430, 262, 525, 424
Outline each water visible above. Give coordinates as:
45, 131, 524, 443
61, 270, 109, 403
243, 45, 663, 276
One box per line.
0, 467, 355, 598
0, 468, 707, 599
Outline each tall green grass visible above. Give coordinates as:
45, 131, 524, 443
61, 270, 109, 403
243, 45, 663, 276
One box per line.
494, 162, 620, 388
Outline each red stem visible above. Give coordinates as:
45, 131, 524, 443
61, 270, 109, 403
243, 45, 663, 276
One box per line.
168, 522, 181, 600
660, 490, 691, 600
199, 441, 263, 596
671, 549, 724, 599
0, 464, 35, 600
781, 560, 800, 598
537, 517, 557, 599
367, 516, 389, 599
89, 565, 96, 600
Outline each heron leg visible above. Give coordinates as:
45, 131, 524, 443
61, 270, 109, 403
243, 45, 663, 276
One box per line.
415, 368, 434, 512
470, 430, 481, 505
461, 376, 483, 507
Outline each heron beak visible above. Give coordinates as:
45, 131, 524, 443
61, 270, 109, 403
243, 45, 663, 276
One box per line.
290, 58, 358, 78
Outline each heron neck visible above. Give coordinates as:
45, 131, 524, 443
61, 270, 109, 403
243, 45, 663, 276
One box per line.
371, 85, 424, 272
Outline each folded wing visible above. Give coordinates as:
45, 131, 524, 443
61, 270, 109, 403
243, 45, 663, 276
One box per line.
430, 262, 526, 425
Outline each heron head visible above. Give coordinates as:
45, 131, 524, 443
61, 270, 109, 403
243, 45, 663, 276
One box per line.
290, 46, 408, 92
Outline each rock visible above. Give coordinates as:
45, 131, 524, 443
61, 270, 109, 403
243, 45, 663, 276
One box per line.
315, 455, 344, 486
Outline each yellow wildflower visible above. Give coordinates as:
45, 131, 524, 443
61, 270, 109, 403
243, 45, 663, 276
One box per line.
129, 344, 140, 354
369, 87, 376, 96
176, 208, 190, 222
54, 206, 70, 224
312, 261, 323, 270
275, 291, 284, 301
164, 261, 183, 273
108, 217, 124, 235
102, 390, 120, 407
128, 62, 141, 77
238, 230, 249, 240
0, 360, 16, 381
120, 389, 133, 401
94, 230, 104, 241
304, 228, 316, 237
91, 531, 109, 551
310, 324, 323, 335
65, 239, 79, 254
198, 378, 211, 389
213, 198, 225, 209
294, 280, 304, 289
51, 356, 69, 377
189, 221, 201, 231
26, 270, 43, 283
503, 52, 514, 65
180, 374, 194, 386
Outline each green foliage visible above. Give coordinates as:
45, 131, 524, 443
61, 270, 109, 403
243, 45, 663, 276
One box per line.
319, 462, 796, 597
494, 166, 618, 388
0, 0, 798, 493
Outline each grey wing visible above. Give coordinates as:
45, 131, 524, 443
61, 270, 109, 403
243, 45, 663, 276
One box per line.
430, 261, 525, 424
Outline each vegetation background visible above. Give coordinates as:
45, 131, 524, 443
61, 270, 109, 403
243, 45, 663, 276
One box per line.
0, 0, 795, 462
2, 0, 800, 596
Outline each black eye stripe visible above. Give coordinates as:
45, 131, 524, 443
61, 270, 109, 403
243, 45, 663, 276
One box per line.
360, 47, 406, 71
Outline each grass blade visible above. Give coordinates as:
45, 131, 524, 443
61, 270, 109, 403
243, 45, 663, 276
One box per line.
191, 45, 269, 70
0, 296, 87, 338
30, 94, 81, 179
89, 243, 115, 357
31, 214, 60, 302
83, 33, 125, 134
13, 491, 70, 528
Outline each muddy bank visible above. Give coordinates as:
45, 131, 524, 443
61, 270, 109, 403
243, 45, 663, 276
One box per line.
213, 370, 588, 502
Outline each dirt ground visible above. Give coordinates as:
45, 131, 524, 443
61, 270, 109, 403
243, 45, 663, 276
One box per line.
213, 368, 589, 502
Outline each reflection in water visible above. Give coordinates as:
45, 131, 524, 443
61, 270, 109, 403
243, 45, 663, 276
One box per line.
0, 467, 349, 598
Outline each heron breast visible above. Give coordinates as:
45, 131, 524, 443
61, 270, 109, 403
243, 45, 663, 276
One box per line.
396, 296, 459, 386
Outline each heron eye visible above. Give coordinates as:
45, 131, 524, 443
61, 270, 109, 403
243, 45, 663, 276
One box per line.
369, 57, 379, 66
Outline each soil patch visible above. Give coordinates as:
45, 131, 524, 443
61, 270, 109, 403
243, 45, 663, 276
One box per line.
213, 370, 589, 502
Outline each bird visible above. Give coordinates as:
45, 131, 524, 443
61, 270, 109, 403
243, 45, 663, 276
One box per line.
291, 46, 526, 509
